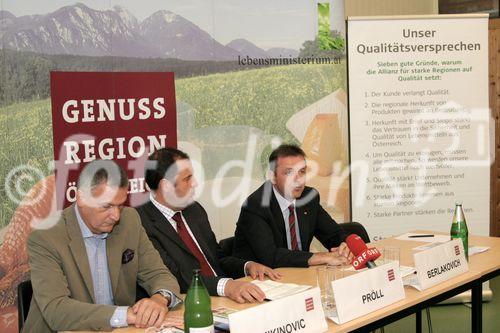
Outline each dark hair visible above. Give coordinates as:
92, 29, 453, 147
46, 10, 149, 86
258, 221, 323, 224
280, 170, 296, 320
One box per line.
268, 144, 306, 171
145, 148, 190, 190
77, 160, 128, 191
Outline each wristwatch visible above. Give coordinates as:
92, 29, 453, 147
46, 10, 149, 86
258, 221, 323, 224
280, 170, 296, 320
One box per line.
154, 289, 171, 306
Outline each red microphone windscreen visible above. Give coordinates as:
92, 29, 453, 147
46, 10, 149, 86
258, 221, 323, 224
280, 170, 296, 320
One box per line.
345, 234, 368, 256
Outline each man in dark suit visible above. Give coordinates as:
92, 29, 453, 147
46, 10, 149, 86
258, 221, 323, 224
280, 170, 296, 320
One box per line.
137, 148, 280, 304
233, 144, 352, 268
24, 160, 180, 333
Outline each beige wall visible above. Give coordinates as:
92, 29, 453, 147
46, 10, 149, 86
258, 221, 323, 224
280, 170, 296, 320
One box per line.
345, 0, 438, 17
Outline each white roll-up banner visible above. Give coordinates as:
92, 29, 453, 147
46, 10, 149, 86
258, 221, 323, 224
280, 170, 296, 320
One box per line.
348, 14, 490, 240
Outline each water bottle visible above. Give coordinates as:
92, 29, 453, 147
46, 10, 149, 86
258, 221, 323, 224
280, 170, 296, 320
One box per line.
184, 269, 214, 333
450, 202, 469, 260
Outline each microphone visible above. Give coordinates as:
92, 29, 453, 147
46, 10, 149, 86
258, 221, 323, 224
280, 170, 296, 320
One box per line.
345, 234, 381, 270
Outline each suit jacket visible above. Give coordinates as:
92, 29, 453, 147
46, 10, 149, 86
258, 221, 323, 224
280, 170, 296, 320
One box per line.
23, 205, 180, 333
137, 200, 246, 295
233, 181, 346, 268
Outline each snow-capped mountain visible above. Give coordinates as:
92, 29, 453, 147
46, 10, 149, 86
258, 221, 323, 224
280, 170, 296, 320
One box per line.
140, 10, 238, 60
0, 3, 246, 60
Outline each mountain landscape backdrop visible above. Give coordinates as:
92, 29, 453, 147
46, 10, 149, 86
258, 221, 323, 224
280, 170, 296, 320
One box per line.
0, 3, 298, 60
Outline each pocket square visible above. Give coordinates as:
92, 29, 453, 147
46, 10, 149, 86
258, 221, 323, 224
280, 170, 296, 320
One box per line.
122, 249, 135, 264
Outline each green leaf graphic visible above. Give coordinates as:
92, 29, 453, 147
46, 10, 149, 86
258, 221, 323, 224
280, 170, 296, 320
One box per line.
317, 2, 344, 51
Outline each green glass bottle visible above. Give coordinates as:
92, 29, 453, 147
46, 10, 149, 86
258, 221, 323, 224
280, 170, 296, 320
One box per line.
184, 269, 214, 333
450, 202, 469, 260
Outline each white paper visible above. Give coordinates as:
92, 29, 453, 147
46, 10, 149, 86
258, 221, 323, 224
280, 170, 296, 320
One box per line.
251, 279, 311, 300
412, 239, 469, 290
469, 246, 490, 256
403, 274, 420, 288
229, 288, 327, 333
400, 265, 417, 278
330, 262, 405, 324
413, 242, 447, 251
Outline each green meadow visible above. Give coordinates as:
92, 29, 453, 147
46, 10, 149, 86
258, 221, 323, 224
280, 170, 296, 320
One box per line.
0, 100, 54, 229
0, 62, 346, 229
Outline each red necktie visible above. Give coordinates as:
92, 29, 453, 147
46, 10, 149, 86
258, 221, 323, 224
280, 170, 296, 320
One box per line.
288, 205, 299, 250
172, 212, 215, 277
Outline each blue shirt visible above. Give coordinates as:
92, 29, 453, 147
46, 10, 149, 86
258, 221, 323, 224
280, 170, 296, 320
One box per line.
75, 206, 181, 328
75, 206, 128, 327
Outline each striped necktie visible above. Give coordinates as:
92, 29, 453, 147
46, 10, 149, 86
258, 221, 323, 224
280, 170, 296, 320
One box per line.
288, 204, 298, 250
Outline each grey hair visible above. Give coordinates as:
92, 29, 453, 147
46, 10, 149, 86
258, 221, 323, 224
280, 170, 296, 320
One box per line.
77, 160, 128, 191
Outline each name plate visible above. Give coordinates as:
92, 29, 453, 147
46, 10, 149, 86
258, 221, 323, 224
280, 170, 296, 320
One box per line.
413, 238, 469, 290
330, 262, 405, 324
228, 287, 327, 333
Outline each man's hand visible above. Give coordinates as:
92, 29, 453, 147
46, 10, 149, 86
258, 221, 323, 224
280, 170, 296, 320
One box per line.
126, 307, 136, 326
308, 252, 350, 266
245, 261, 282, 281
130, 295, 169, 328
330, 242, 353, 262
224, 280, 266, 303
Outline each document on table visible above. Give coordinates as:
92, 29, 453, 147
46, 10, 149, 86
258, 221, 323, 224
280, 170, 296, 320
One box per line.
144, 316, 184, 333
469, 246, 490, 256
413, 242, 446, 251
251, 279, 311, 300
400, 265, 417, 277
213, 307, 238, 323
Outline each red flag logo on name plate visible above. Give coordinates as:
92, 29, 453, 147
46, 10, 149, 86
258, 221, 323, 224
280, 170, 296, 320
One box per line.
305, 297, 314, 311
387, 269, 395, 281
455, 245, 460, 256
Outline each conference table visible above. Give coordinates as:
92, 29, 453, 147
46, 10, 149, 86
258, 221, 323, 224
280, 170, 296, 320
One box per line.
64, 231, 500, 333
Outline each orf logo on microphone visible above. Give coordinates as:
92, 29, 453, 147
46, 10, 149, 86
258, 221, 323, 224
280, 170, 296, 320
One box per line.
352, 248, 381, 270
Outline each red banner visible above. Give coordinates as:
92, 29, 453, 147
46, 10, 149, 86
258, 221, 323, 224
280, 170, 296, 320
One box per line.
50, 72, 177, 208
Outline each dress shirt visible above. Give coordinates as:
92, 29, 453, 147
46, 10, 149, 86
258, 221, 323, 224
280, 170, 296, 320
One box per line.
75, 206, 179, 328
75, 206, 128, 327
151, 194, 242, 296
272, 186, 303, 251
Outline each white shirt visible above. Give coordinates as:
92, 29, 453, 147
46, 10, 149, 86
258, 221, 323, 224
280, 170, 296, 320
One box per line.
272, 186, 303, 251
150, 194, 230, 296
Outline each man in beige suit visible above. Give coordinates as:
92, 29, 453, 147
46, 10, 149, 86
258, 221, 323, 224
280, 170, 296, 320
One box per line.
23, 160, 180, 333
